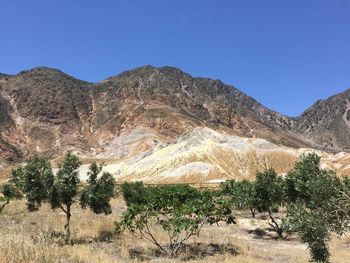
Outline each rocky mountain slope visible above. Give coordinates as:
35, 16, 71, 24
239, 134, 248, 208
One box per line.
0, 66, 307, 162
0, 65, 349, 182
295, 88, 350, 151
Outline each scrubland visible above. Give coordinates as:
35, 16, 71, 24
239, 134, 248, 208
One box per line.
0, 196, 349, 263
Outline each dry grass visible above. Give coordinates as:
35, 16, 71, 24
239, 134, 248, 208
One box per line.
0, 166, 15, 182
261, 150, 298, 174
0, 196, 349, 263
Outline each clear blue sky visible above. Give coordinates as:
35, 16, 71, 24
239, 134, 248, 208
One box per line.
1, 0, 349, 116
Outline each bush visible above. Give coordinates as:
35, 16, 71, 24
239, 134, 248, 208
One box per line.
120, 181, 148, 206
0, 183, 22, 213
116, 184, 235, 256
220, 179, 256, 217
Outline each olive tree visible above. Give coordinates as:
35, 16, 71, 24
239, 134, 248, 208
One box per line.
0, 183, 22, 214
116, 183, 235, 256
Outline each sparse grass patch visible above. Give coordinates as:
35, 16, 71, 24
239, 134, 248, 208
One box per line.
0, 197, 349, 262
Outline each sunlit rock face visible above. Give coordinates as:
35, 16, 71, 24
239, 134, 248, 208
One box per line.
1, 66, 349, 182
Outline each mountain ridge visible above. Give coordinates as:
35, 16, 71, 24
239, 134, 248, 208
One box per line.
0, 65, 348, 165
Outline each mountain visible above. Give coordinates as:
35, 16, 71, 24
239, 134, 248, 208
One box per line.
0, 65, 349, 182
0, 66, 305, 161
295, 88, 350, 151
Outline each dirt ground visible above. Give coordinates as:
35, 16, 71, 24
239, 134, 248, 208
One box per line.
0, 197, 349, 263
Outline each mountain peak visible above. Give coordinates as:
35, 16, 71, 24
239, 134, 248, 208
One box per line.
106, 65, 193, 82
17, 66, 65, 76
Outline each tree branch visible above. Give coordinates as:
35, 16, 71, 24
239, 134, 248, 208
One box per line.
0, 200, 10, 214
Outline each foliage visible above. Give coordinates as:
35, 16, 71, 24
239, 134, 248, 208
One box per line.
286, 202, 330, 263
253, 168, 285, 237
284, 153, 348, 262
0, 183, 22, 213
285, 153, 341, 211
48, 152, 82, 241
49, 153, 81, 210
332, 176, 350, 233
11, 156, 54, 211
120, 181, 148, 206
220, 179, 256, 217
116, 184, 235, 256
11, 153, 116, 243
80, 162, 116, 214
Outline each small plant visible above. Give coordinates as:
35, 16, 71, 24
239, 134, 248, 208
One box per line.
116, 183, 235, 257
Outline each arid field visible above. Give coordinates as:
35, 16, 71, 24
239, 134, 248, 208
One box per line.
1, 195, 349, 263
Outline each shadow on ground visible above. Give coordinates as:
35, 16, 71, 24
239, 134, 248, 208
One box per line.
129, 242, 238, 261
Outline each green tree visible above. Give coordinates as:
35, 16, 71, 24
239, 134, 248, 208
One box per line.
116, 184, 235, 256
286, 202, 330, 263
0, 183, 22, 214
80, 162, 116, 214
285, 153, 347, 263
220, 179, 256, 217
48, 152, 82, 241
12, 153, 116, 243
253, 168, 285, 237
11, 156, 54, 211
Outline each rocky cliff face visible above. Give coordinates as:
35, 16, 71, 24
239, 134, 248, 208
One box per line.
295, 88, 350, 151
0, 65, 347, 167
0, 68, 92, 162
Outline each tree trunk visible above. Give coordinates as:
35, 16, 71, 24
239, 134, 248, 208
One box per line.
64, 205, 71, 243
268, 210, 283, 238
0, 200, 9, 214
250, 207, 256, 218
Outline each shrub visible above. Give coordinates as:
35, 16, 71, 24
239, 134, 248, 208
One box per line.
220, 179, 257, 217
0, 183, 22, 213
120, 181, 148, 206
116, 184, 235, 256
11, 156, 54, 211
